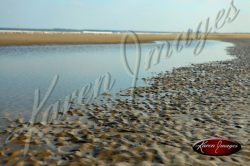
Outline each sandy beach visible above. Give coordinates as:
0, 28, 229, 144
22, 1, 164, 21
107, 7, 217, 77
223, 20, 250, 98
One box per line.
1, 32, 250, 46
2, 0, 250, 165
0, 39, 249, 165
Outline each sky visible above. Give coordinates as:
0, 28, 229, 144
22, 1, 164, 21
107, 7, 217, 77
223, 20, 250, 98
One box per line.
0, 0, 249, 32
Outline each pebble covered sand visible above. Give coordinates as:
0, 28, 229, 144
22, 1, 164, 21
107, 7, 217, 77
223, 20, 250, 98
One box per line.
0, 40, 249, 166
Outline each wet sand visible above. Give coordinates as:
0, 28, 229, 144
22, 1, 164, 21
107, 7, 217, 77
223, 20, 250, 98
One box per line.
0, 40, 249, 165
1, 32, 250, 46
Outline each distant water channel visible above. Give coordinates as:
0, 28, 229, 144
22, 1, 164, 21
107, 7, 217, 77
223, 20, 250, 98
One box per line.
0, 41, 234, 118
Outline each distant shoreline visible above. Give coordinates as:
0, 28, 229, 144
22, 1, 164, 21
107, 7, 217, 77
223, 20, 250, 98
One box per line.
1, 31, 250, 46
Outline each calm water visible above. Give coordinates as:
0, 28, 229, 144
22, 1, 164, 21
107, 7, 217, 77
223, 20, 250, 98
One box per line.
0, 41, 234, 117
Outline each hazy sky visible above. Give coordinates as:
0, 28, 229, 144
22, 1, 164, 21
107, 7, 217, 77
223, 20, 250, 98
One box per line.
0, 0, 249, 32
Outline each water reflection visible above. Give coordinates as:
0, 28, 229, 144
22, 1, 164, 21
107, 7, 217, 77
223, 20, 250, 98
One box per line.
0, 41, 234, 116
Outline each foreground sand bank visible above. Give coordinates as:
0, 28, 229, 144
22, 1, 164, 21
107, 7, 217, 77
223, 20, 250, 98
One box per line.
1, 32, 250, 46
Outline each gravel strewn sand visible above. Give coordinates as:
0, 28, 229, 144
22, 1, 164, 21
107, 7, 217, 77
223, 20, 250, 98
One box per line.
1, 32, 250, 46
0, 40, 249, 165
